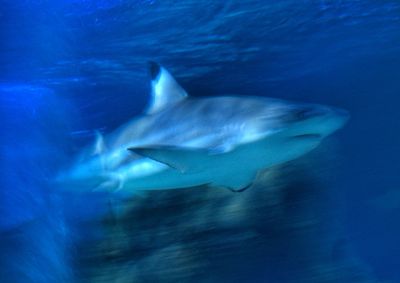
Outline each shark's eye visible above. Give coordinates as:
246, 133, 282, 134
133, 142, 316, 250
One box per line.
294, 109, 309, 120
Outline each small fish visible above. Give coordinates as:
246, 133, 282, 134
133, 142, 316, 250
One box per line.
56, 62, 349, 193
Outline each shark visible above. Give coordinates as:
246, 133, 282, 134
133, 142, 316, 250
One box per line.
56, 62, 349, 193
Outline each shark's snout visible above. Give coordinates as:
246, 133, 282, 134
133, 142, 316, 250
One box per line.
284, 104, 349, 140
323, 106, 350, 134
290, 105, 349, 123
330, 107, 350, 124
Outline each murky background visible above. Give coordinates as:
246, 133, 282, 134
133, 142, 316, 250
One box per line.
1, 1, 399, 282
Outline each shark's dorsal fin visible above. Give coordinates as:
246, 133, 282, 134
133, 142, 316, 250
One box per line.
127, 145, 210, 173
146, 62, 187, 114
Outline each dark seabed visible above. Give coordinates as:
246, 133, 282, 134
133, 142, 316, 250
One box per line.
1, 1, 399, 283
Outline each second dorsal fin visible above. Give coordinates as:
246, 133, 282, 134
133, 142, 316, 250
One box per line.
146, 62, 187, 114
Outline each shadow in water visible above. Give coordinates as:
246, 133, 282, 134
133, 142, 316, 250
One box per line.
76, 160, 375, 283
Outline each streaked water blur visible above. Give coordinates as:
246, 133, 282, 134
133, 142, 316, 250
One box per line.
1, 1, 399, 283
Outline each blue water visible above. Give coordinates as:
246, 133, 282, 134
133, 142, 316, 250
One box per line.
1, 1, 399, 282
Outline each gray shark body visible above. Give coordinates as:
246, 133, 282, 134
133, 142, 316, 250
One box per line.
57, 62, 349, 193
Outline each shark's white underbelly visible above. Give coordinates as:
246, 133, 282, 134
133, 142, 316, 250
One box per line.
112, 143, 267, 191
113, 131, 323, 192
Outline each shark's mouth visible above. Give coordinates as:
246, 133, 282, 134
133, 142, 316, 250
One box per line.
290, 133, 322, 140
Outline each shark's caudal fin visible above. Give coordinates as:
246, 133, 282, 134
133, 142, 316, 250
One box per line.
146, 62, 187, 114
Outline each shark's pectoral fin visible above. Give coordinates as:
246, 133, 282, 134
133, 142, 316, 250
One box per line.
127, 145, 212, 173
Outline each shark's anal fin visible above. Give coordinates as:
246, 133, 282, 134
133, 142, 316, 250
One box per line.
147, 62, 187, 114
127, 145, 211, 173
213, 170, 257, 193
226, 182, 253, 193
210, 182, 253, 193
